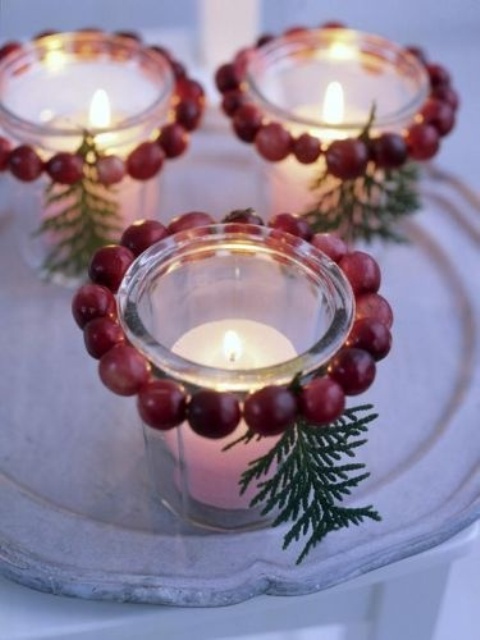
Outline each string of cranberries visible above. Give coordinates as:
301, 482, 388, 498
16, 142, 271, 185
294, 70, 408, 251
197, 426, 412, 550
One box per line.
215, 23, 459, 180
72, 211, 393, 439
0, 30, 205, 184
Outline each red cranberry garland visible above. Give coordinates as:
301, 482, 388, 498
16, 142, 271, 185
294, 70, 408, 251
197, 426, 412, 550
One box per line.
0, 31, 205, 184
214, 23, 459, 243
72, 211, 393, 439
215, 24, 458, 172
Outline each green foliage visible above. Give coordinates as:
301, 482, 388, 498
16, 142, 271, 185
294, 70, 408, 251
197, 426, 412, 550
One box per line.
237, 405, 381, 564
34, 135, 122, 279
304, 163, 421, 244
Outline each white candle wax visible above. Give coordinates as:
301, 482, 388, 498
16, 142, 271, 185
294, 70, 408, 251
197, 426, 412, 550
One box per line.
266, 81, 367, 216
166, 319, 297, 509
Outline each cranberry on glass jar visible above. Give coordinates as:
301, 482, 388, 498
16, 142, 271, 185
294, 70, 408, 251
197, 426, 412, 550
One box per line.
0, 31, 204, 286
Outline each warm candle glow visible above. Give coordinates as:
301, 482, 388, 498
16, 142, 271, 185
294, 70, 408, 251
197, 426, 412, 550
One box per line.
89, 89, 111, 128
322, 81, 344, 125
44, 48, 66, 73
329, 42, 356, 61
223, 330, 242, 363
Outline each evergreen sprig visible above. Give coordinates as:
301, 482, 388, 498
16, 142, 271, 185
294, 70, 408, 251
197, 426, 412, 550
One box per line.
304, 163, 420, 244
34, 134, 122, 279
236, 404, 381, 564
303, 105, 420, 244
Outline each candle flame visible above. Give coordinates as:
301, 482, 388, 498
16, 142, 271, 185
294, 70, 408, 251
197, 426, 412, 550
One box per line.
223, 330, 242, 363
322, 81, 344, 125
89, 89, 111, 129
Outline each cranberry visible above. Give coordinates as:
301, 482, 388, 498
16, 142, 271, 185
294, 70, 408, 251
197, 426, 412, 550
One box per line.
99, 344, 150, 396
426, 63, 451, 89
0, 42, 21, 60
421, 98, 455, 136
222, 209, 264, 225
8, 145, 43, 181
221, 90, 248, 116
255, 123, 293, 161
300, 377, 345, 425
330, 348, 376, 395
170, 60, 186, 80
46, 152, 83, 185
149, 45, 171, 60
138, 379, 187, 430
121, 220, 168, 256
167, 211, 214, 234
175, 100, 202, 131
97, 155, 125, 185
72, 283, 116, 329
432, 86, 459, 111
347, 317, 392, 361
126, 141, 164, 180
83, 316, 125, 359
325, 138, 369, 179
114, 30, 141, 41
311, 233, 347, 262
0, 137, 11, 171
233, 104, 263, 142
88, 245, 135, 293
34, 30, 58, 40
355, 292, 394, 329
370, 133, 408, 169
188, 390, 240, 439
339, 251, 381, 294
405, 45, 428, 66
244, 386, 297, 436
256, 34, 275, 47
175, 78, 205, 104
157, 123, 188, 158
284, 26, 308, 36
406, 123, 440, 161
215, 63, 242, 93
293, 134, 322, 164
320, 21, 346, 29
269, 212, 313, 240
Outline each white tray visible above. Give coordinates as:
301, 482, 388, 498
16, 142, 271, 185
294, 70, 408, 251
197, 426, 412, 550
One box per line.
0, 123, 479, 606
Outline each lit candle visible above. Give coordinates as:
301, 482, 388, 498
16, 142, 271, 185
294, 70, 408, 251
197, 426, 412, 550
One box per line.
166, 319, 297, 509
266, 81, 356, 215
0, 31, 177, 284
240, 27, 429, 218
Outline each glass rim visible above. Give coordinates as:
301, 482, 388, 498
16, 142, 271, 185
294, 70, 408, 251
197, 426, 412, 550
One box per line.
244, 27, 430, 132
117, 224, 355, 393
0, 31, 175, 140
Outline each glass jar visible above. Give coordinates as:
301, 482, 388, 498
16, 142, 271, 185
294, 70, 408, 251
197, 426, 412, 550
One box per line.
117, 224, 355, 531
242, 28, 430, 215
0, 32, 174, 286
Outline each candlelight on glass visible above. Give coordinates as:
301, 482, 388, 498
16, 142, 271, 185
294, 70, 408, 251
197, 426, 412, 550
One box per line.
241, 28, 429, 215
118, 224, 354, 531
0, 32, 174, 286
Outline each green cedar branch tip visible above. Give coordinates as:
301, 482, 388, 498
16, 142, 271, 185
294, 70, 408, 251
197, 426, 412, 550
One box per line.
231, 404, 381, 565
34, 133, 122, 279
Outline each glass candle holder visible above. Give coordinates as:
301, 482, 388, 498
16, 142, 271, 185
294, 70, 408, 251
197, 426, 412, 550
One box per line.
117, 224, 354, 531
0, 32, 202, 286
216, 26, 458, 243
245, 28, 429, 213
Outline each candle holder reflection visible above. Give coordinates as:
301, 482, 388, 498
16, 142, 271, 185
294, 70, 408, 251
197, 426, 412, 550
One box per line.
215, 24, 459, 244
0, 31, 205, 286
